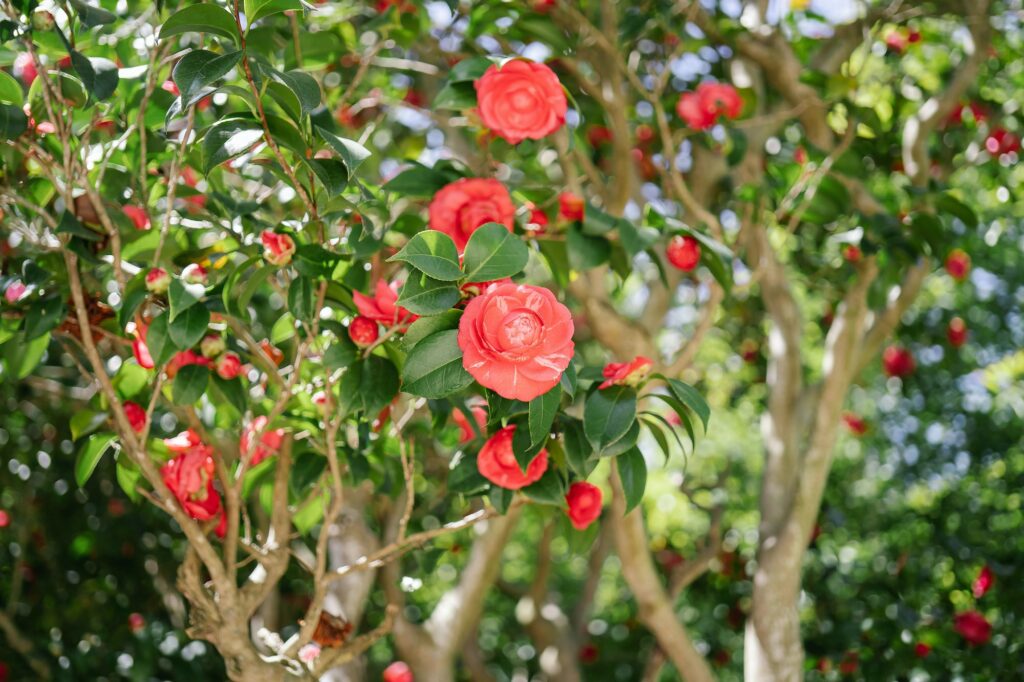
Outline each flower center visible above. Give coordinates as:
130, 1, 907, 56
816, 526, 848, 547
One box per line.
498, 309, 542, 350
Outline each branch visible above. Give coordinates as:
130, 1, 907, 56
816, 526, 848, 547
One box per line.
0, 611, 52, 679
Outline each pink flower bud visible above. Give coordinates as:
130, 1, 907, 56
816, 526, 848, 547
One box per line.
145, 267, 171, 294
200, 334, 226, 359
260, 230, 296, 267
181, 263, 208, 286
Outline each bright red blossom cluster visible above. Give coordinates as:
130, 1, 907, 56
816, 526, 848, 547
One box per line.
160, 430, 226, 536
676, 82, 743, 130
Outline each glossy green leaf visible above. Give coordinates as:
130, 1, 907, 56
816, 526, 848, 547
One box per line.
160, 4, 241, 44
201, 118, 264, 173
173, 49, 241, 108
70, 52, 119, 101
398, 272, 460, 316
584, 385, 637, 452
75, 432, 117, 487
172, 364, 209, 404
388, 231, 464, 281
617, 448, 647, 513
401, 330, 474, 398
528, 384, 560, 447
462, 223, 528, 282
168, 305, 210, 350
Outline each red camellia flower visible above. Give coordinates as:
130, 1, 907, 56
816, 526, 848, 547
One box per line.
565, 481, 603, 530
4, 281, 27, 304
973, 565, 995, 598
477, 425, 548, 490
382, 661, 413, 682
843, 244, 862, 263
240, 415, 285, 467
161, 79, 180, 96
166, 350, 209, 379
667, 235, 701, 271
124, 401, 147, 433
215, 352, 243, 380
676, 82, 743, 130
348, 316, 380, 348
133, 336, 155, 369
353, 280, 417, 328
842, 412, 868, 436
475, 60, 567, 144
599, 356, 653, 390
14, 53, 37, 86
954, 610, 992, 646
882, 345, 915, 378
587, 125, 613, 147
985, 128, 1021, 155
452, 404, 487, 443
123, 205, 151, 230
128, 612, 145, 633
558, 192, 585, 222
458, 282, 574, 401
145, 267, 171, 294
525, 202, 549, 232
428, 177, 515, 251
0, 510, 9, 528
946, 101, 987, 127
948, 317, 968, 347
945, 249, 971, 281
914, 642, 931, 658
261, 230, 296, 267
160, 434, 221, 521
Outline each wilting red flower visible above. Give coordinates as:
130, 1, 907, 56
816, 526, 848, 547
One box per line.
985, 128, 1021, 155
558, 192, 585, 222
240, 415, 285, 466
4, 280, 27, 304
145, 267, 171, 294
348, 315, 380, 348
215, 352, 243, 380
160, 434, 221, 521
382, 661, 413, 682
973, 565, 995, 598
458, 282, 574, 401
676, 82, 742, 130
428, 177, 515, 251
123, 205, 151, 230
453, 404, 487, 443
667, 235, 701, 271
954, 610, 992, 646
599, 356, 653, 390
260, 230, 296, 267
948, 317, 968, 347
353, 280, 417, 328
842, 412, 868, 436
475, 60, 567, 144
882, 345, 915, 378
124, 401, 147, 433
477, 425, 548, 490
945, 249, 971, 281
166, 350, 209, 379
914, 642, 931, 658
565, 481, 602, 530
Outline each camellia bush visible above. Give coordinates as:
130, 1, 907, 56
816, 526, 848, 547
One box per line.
0, 0, 1020, 680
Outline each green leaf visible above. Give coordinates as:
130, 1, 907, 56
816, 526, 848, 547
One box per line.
562, 418, 595, 478
247, 0, 303, 23
116, 457, 142, 502
210, 375, 247, 413
617, 448, 647, 513
528, 384, 560, 447
0, 70, 25, 106
172, 364, 209, 404
316, 126, 371, 175
305, 157, 348, 196
276, 69, 321, 113
402, 310, 461, 350
388, 231, 463, 281
288, 276, 314, 321
75, 432, 117, 487
118, 272, 148, 330
0, 103, 29, 140
201, 118, 264, 173
401, 329, 474, 398
4, 331, 50, 380
113, 361, 150, 399
936, 193, 978, 228
168, 278, 203, 321
69, 0, 117, 26
24, 297, 64, 340
70, 52, 119, 101
522, 469, 566, 506
599, 419, 640, 458
173, 49, 241, 109
398, 272, 460, 316
71, 410, 107, 441
293, 244, 342, 279
433, 81, 478, 110
168, 305, 210, 350
567, 226, 611, 270
462, 223, 528, 281
660, 376, 710, 431
382, 163, 453, 197
160, 4, 241, 44
448, 56, 493, 82
324, 335, 358, 369
145, 312, 177, 367
340, 355, 400, 415
584, 385, 637, 452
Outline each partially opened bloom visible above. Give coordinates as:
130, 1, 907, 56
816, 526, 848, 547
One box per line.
453, 404, 487, 443
124, 401, 147, 433
558, 192, 585, 222
428, 177, 515, 251
475, 60, 567, 144
477, 425, 548, 489
458, 282, 574, 401
954, 611, 992, 646
565, 481, 603, 530
123, 205, 151, 230
973, 565, 995, 598
240, 415, 286, 466
160, 433, 221, 521
353, 280, 417, 328
145, 267, 171, 294
261, 230, 296, 267
599, 356, 653, 390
